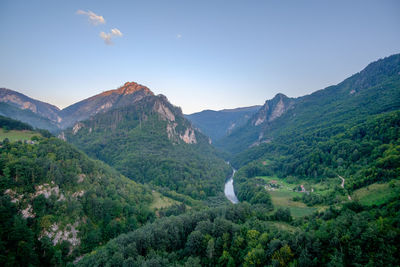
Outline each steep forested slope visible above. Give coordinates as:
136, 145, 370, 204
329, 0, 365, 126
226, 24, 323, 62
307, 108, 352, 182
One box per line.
219, 54, 400, 155
0, 136, 154, 266
64, 94, 231, 199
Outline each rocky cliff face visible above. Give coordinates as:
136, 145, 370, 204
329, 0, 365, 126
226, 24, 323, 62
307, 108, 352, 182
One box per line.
59, 82, 154, 128
0, 88, 61, 123
66, 93, 198, 145
252, 93, 295, 126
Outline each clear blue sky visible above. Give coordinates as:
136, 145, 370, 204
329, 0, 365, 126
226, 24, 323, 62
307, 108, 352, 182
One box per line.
1, 0, 399, 114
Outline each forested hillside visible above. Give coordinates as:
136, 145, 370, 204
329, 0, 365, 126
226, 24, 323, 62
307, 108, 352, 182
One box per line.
64, 94, 231, 200
225, 55, 400, 212
219, 54, 400, 155
78, 199, 400, 266
1, 54, 399, 267
0, 136, 154, 266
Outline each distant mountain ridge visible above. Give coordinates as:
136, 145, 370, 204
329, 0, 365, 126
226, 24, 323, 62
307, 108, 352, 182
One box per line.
0, 82, 155, 131
1, 53, 399, 138
185, 105, 261, 142
0, 88, 61, 123
0, 102, 59, 132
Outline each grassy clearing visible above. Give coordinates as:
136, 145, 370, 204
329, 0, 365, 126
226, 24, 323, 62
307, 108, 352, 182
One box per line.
352, 180, 400, 206
0, 128, 40, 142
268, 221, 298, 233
257, 176, 329, 217
150, 191, 181, 210
269, 190, 317, 217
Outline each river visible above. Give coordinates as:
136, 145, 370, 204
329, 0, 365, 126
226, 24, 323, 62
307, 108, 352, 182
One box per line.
224, 167, 239, 204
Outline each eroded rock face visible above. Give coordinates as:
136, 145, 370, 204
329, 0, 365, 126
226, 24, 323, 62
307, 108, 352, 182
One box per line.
71, 190, 85, 198
155, 101, 175, 121
72, 122, 84, 135
34, 182, 60, 199
58, 132, 66, 141
180, 128, 197, 144
4, 188, 22, 203
2, 94, 37, 113
21, 204, 35, 218
0, 88, 61, 123
252, 93, 294, 126
269, 98, 286, 121
41, 222, 80, 247
167, 122, 178, 140
166, 122, 197, 144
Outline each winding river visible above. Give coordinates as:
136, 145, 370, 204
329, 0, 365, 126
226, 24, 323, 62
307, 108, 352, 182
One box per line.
224, 167, 239, 204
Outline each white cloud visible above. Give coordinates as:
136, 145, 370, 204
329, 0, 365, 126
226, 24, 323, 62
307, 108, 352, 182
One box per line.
77, 10, 105, 25
111, 28, 123, 37
100, 28, 123, 45
176, 34, 182, 39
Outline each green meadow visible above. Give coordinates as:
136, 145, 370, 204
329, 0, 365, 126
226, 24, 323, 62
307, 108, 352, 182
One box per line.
256, 176, 329, 217
150, 191, 181, 210
352, 180, 400, 206
0, 128, 40, 142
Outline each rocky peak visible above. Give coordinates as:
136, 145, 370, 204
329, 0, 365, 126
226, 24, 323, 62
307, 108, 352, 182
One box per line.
100, 82, 154, 97
252, 93, 294, 126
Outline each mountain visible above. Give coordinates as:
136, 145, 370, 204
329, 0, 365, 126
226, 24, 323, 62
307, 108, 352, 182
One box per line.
220, 54, 400, 209
218, 53, 400, 156
0, 89, 60, 132
250, 93, 295, 127
0, 88, 61, 123
0, 102, 59, 132
185, 105, 261, 142
0, 82, 155, 130
0, 133, 155, 265
59, 82, 154, 128
62, 87, 231, 200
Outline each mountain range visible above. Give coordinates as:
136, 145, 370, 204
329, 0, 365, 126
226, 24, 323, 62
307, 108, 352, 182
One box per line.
1, 53, 399, 266
0, 82, 155, 131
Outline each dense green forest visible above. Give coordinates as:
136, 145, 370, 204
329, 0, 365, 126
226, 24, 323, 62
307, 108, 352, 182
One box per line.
64, 95, 231, 200
0, 136, 155, 266
232, 110, 400, 204
78, 198, 400, 266
0, 115, 34, 131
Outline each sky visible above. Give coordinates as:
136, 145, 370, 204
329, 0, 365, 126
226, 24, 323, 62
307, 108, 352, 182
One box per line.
0, 0, 399, 114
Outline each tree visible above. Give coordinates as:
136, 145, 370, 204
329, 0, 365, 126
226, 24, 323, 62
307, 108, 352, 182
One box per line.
272, 244, 294, 267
